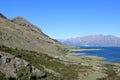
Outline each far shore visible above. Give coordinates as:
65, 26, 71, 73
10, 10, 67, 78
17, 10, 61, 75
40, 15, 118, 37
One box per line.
68, 48, 105, 61
68, 52, 106, 61
70, 48, 102, 52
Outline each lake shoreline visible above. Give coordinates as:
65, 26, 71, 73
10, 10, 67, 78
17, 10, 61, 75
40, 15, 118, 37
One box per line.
70, 47, 120, 63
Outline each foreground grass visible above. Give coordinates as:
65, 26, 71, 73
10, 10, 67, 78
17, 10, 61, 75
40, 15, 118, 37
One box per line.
1, 46, 119, 80
0, 46, 85, 80
97, 64, 120, 80
0, 71, 6, 80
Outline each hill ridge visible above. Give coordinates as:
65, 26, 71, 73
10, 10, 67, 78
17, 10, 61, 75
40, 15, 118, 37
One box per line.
0, 13, 8, 19
59, 34, 120, 46
0, 13, 67, 57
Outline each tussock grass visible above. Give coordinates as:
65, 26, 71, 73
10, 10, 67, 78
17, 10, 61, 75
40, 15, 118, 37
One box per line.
0, 46, 84, 80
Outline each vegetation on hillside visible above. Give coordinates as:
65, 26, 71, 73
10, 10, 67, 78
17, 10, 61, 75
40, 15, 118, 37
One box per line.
1, 45, 120, 80
0, 45, 85, 80
0, 71, 6, 80
97, 64, 120, 80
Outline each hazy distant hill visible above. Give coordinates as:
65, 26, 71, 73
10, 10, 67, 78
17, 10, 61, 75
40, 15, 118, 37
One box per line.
59, 35, 120, 47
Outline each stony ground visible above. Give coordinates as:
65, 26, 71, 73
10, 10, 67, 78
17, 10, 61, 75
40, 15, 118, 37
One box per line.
58, 52, 120, 80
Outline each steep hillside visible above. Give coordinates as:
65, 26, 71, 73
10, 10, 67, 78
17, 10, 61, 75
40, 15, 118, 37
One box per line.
0, 13, 67, 57
59, 35, 120, 46
0, 13, 82, 80
0, 46, 82, 80
1, 13, 120, 80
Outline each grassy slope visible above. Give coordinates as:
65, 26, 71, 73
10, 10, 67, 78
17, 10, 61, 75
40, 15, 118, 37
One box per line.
0, 16, 70, 58
1, 46, 120, 80
0, 46, 86, 80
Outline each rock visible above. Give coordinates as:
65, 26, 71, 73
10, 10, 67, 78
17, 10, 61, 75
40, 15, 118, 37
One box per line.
8, 77, 17, 80
6, 57, 11, 63
81, 63, 89, 66
26, 64, 32, 73
15, 55, 22, 58
30, 76, 37, 80
0, 55, 2, 58
32, 67, 46, 78
14, 57, 24, 71
22, 59, 29, 67
0, 52, 45, 79
92, 66, 102, 69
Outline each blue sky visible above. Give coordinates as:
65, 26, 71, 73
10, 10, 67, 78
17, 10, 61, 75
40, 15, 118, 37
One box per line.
0, 0, 120, 39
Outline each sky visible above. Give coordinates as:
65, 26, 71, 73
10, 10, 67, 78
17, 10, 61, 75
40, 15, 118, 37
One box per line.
0, 0, 120, 39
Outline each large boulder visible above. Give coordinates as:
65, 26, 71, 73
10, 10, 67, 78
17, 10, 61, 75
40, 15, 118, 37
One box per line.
0, 52, 46, 79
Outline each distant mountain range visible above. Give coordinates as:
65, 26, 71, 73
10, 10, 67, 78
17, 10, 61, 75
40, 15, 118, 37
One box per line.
58, 35, 120, 47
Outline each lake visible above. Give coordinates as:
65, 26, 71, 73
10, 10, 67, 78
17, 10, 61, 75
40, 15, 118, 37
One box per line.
71, 47, 120, 63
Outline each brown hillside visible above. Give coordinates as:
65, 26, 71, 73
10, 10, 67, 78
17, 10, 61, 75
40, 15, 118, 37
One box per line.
0, 13, 67, 57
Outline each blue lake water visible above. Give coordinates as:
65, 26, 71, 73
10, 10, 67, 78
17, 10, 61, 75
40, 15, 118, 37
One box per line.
71, 47, 120, 63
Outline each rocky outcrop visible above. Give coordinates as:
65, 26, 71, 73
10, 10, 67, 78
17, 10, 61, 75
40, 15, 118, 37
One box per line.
11, 16, 42, 34
0, 51, 46, 79
0, 13, 8, 19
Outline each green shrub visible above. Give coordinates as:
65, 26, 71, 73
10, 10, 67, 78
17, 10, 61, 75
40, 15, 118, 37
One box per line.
104, 64, 116, 77
0, 72, 6, 80
97, 64, 120, 80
